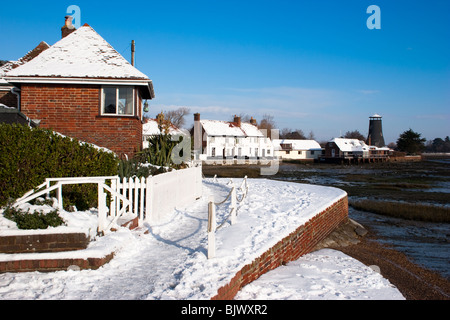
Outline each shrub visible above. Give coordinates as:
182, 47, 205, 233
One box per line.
0, 124, 119, 209
2, 205, 65, 230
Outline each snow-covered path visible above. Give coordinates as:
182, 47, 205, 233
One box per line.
0, 178, 404, 300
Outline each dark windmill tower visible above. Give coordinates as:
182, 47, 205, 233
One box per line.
366, 114, 386, 147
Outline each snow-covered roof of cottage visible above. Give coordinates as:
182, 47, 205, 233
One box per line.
200, 120, 265, 137
143, 119, 187, 136
4, 25, 154, 99
273, 139, 322, 151
332, 138, 369, 152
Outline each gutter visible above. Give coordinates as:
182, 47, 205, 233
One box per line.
11, 87, 21, 111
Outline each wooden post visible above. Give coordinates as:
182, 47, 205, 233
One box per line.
230, 187, 236, 225
208, 198, 216, 259
145, 176, 152, 221
110, 178, 117, 217
139, 177, 145, 222
98, 182, 107, 233
57, 182, 63, 211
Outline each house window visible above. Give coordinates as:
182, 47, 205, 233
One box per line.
101, 86, 135, 116
212, 147, 216, 157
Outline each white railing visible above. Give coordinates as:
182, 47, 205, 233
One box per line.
207, 176, 249, 259
14, 165, 203, 234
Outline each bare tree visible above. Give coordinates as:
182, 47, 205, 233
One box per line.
256, 114, 276, 138
344, 130, 365, 141
165, 107, 190, 128
229, 113, 251, 123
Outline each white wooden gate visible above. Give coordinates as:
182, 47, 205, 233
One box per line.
14, 165, 203, 234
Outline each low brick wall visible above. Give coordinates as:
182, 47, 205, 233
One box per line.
0, 233, 89, 254
211, 196, 348, 300
0, 253, 114, 273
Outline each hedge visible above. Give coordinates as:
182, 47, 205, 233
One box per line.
0, 124, 119, 210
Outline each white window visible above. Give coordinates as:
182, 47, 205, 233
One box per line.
101, 86, 135, 116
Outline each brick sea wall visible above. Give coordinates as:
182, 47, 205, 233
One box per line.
211, 196, 348, 300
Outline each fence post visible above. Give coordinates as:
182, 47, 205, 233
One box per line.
56, 182, 63, 211
145, 176, 152, 221
208, 197, 216, 259
110, 178, 117, 217
98, 182, 108, 233
139, 176, 145, 222
230, 187, 236, 225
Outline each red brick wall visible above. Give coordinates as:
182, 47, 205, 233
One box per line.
20, 83, 143, 158
0, 233, 89, 254
211, 196, 349, 300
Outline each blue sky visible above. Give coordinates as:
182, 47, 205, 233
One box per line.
1, 0, 449, 144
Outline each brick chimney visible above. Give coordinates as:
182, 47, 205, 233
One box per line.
194, 113, 201, 121
61, 15, 76, 38
250, 117, 257, 126
234, 115, 241, 127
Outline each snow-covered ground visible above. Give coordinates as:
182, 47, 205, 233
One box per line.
0, 178, 404, 300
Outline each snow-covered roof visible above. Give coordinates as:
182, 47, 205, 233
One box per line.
4, 25, 154, 99
143, 119, 187, 136
332, 138, 390, 152
273, 139, 322, 151
0, 41, 50, 77
332, 138, 369, 152
6, 25, 147, 80
201, 120, 265, 137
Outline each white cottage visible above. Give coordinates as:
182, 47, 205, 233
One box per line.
194, 114, 273, 160
273, 139, 323, 161
142, 116, 187, 149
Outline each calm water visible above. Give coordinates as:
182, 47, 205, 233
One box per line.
349, 207, 450, 280
274, 159, 450, 280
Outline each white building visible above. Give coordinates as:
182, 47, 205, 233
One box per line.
142, 116, 187, 149
273, 139, 323, 161
194, 114, 274, 160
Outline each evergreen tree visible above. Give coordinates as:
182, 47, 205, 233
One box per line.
396, 129, 426, 154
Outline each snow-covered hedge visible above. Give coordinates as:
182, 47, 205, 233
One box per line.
0, 124, 118, 209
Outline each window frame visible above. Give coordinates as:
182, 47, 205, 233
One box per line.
100, 86, 136, 117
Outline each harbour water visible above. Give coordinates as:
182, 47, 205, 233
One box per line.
274, 158, 450, 280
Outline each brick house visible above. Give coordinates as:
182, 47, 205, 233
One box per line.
3, 18, 155, 158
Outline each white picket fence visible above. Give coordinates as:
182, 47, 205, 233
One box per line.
14, 165, 203, 233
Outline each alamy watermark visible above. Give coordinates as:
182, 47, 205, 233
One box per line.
367, 5, 381, 30
192, 120, 280, 176
66, 5, 81, 29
